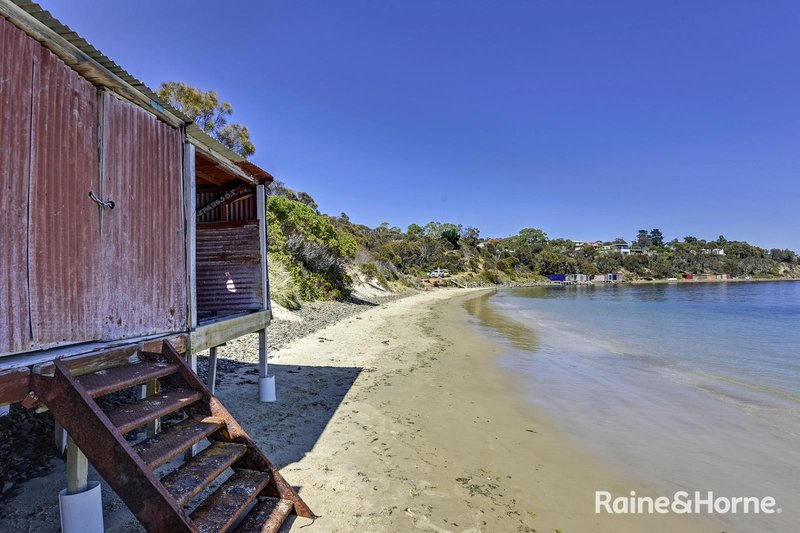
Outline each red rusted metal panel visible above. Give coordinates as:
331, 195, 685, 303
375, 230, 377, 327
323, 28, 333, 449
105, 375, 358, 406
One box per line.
196, 189, 256, 223
196, 191, 220, 222
0, 17, 35, 355
101, 92, 187, 339
28, 44, 104, 348
196, 221, 263, 319
227, 194, 257, 221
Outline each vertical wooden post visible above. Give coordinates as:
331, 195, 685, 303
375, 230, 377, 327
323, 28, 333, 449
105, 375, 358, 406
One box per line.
258, 329, 268, 379
184, 141, 197, 331
256, 183, 269, 312
146, 379, 160, 437
207, 346, 218, 395
186, 349, 197, 373
54, 420, 68, 454
256, 184, 275, 401
66, 436, 88, 495
137, 380, 160, 437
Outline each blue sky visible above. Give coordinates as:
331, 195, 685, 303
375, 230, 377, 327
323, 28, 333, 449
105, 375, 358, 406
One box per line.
47, 1, 800, 249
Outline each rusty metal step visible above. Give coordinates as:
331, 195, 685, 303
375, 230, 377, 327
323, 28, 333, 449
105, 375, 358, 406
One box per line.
138, 350, 167, 360
106, 388, 202, 434
75, 361, 179, 397
234, 497, 294, 533
135, 416, 225, 469
190, 469, 271, 533
161, 442, 247, 506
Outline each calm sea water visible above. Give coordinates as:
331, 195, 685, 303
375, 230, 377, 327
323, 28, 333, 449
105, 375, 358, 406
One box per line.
466, 281, 800, 531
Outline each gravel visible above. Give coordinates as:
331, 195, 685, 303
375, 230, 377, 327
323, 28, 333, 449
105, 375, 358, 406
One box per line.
195, 292, 412, 383
0, 406, 57, 500
267, 293, 411, 351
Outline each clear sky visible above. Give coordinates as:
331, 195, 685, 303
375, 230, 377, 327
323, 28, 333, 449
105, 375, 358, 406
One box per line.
47, 1, 800, 249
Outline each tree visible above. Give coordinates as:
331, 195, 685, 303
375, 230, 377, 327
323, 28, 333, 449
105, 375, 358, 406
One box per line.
267, 179, 293, 198
518, 228, 548, 245
462, 226, 481, 247
407, 223, 424, 237
296, 191, 318, 211
440, 228, 460, 248
216, 123, 254, 158
684, 236, 699, 244
770, 249, 797, 263
534, 250, 576, 275
157, 81, 255, 157
649, 228, 664, 247
635, 229, 652, 248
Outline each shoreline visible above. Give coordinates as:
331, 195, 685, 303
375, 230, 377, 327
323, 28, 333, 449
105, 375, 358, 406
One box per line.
479, 285, 800, 532
0, 288, 737, 531
248, 288, 720, 531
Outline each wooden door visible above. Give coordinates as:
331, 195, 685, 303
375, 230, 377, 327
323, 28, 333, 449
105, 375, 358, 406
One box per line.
28, 45, 104, 348
100, 92, 187, 339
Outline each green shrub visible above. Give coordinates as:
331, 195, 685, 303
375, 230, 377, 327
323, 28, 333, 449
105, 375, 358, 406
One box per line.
479, 269, 502, 284
268, 196, 357, 300
268, 255, 302, 310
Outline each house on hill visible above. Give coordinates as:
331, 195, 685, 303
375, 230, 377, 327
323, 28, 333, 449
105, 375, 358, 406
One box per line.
0, 1, 311, 530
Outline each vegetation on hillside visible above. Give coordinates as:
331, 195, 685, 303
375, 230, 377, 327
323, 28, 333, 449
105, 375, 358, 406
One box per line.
266, 184, 800, 305
160, 82, 799, 305
267, 195, 357, 307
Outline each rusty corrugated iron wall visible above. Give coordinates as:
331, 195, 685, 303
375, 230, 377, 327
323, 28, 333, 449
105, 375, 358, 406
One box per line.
0, 17, 35, 354
196, 190, 257, 223
1, 24, 189, 355
196, 221, 263, 319
28, 43, 104, 348
101, 92, 187, 339
226, 195, 257, 221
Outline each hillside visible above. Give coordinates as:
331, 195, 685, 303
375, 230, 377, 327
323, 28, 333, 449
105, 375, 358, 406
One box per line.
265, 185, 800, 307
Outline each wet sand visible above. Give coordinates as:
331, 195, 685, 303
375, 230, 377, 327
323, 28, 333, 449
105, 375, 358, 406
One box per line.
243, 288, 722, 532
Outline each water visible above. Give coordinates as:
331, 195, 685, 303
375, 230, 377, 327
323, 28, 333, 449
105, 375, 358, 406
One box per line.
466, 282, 800, 532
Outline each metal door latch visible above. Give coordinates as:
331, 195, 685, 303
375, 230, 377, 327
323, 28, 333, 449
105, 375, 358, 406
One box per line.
88, 191, 115, 209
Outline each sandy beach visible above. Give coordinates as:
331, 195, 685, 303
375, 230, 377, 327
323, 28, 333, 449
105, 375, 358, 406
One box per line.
234, 288, 722, 532
0, 288, 727, 532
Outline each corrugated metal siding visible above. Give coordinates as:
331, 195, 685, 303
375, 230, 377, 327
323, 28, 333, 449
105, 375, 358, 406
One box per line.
196, 222, 263, 316
227, 195, 257, 221
0, 17, 34, 354
10, 1, 192, 124
196, 191, 221, 223
28, 44, 104, 347
196, 190, 256, 223
101, 92, 187, 339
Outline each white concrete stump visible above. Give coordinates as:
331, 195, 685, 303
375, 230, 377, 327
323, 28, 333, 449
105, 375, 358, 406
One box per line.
59, 480, 103, 533
259, 375, 276, 403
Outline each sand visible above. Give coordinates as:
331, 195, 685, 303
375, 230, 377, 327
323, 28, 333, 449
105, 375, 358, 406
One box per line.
0, 288, 725, 532
229, 288, 722, 532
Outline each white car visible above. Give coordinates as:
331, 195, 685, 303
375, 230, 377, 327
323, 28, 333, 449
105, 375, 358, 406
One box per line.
429, 268, 450, 278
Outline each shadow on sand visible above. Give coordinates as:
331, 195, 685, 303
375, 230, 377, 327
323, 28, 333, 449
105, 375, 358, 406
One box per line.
197, 356, 362, 469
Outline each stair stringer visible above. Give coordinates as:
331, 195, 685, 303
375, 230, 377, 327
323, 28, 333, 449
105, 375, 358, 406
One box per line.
160, 341, 315, 519
30, 360, 196, 532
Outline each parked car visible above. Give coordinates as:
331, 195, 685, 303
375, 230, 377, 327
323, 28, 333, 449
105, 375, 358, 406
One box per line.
429, 268, 450, 278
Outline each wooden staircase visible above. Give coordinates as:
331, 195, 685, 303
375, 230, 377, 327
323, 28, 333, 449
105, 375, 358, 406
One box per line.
29, 341, 313, 532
